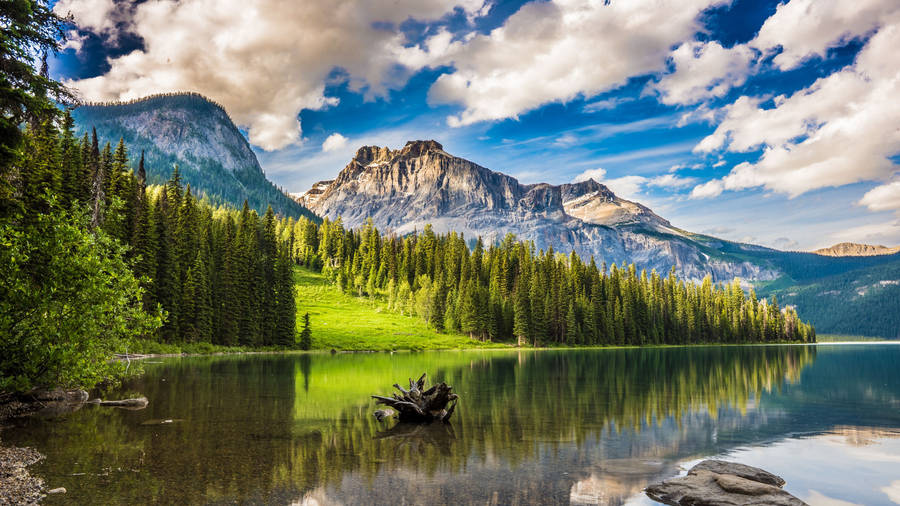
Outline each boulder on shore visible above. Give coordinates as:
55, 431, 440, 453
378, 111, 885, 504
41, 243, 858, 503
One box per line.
645, 460, 807, 506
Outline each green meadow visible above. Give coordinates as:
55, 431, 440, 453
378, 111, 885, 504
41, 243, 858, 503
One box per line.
293, 267, 506, 351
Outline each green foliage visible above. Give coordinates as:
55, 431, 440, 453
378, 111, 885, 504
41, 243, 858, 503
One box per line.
0, 0, 72, 170
289, 218, 816, 346
292, 267, 503, 351
0, 204, 162, 392
299, 312, 311, 350
758, 257, 900, 338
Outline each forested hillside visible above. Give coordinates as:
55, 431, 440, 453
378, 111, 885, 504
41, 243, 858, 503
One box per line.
281, 217, 815, 346
72, 93, 316, 219
760, 258, 900, 338
2, 114, 296, 391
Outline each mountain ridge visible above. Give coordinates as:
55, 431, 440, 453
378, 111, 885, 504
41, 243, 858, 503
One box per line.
71, 92, 316, 219
298, 140, 776, 282
813, 242, 900, 257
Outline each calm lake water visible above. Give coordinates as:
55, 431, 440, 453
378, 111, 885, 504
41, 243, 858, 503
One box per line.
6, 344, 900, 505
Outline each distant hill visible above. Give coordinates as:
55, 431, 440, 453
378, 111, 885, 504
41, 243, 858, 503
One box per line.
757, 254, 900, 338
813, 242, 900, 257
71, 93, 316, 219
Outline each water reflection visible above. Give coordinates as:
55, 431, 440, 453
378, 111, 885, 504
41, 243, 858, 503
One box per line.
6, 345, 900, 505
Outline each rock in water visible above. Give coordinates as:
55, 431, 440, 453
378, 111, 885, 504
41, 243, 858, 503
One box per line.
47, 487, 66, 494
691, 460, 786, 487
645, 460, 807, 506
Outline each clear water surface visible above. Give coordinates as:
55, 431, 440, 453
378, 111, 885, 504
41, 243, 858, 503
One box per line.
6, 344, 900, 505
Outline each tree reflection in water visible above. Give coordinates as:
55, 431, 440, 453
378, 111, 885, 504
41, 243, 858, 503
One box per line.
9, 345, 899, 505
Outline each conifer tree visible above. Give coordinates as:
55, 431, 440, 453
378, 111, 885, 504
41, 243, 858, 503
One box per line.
299, 313, 312, 350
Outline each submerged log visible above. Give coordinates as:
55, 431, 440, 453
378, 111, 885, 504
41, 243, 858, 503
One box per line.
86, 397, 149, 409
371, 373, 458, 423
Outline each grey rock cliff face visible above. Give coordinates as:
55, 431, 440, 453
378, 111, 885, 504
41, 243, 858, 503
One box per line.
301, 140, 777, 281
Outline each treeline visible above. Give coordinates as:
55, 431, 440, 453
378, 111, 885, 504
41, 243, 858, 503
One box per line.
280, 217, 815, 345
13, 114, 297, 347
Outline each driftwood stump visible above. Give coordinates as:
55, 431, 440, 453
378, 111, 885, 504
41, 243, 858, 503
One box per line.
371, 373, 458, 423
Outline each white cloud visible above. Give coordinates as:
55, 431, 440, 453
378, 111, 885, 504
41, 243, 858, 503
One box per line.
573, 168, 608, 184
653, 41, 754, 105
603, 175, 648, 200
54, 0, 128, 39
583, 96, 629, 112
648, 173, 697, 189
691, 12, 900, 198
882, 480, 900, 504
860, 180, 900, 212
60, 30, 89, 53
573, 168, 694, 199
771, 237, 800, 250
690, 179, 724, 199
751, 0, 898, 71
425, 0, 727, 126
55, 0, 490, 150
554, 133, 578, 147
321, 133, 349, 153
829, 220, 900, 246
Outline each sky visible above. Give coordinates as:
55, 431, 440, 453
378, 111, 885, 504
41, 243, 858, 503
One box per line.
49, 0, 900, 250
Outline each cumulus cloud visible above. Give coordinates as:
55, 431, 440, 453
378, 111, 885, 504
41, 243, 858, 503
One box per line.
653, 41, 754, 105
54, 0, 132, 40
573, 168, 694, 199
690, 7, 900, 199
690, 180, 724, 199
425, 0, 726, 126
60, 30, 89, 53
752, 0, 898, 70
55, 0, 490, 150
859, 180, 900, 212
321, 133, 349, 153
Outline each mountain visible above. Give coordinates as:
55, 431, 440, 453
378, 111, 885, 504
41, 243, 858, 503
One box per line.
757, 254, 900, 338
298, 140, 779, 281
71, 93, 316, 219
813, 242, 900, 257
298, 140, 900, 336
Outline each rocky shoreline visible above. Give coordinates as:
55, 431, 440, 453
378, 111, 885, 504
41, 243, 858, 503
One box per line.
0, 389, 98, 505
0, 398, 47, 505
0, 437, 45, 506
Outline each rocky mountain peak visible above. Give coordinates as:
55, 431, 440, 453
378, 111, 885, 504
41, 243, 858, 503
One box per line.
351, 145, 395, 166
295, 139, 779, 281
812, 242, 900, 257
400, 139, 444, 158
559, 179, 617, 202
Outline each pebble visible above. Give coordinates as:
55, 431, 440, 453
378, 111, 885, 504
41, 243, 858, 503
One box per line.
47, 487, 66, 494
0, 440, 46, 506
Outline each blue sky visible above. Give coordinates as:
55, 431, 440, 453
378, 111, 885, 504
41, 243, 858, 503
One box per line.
51, 0, 900, 250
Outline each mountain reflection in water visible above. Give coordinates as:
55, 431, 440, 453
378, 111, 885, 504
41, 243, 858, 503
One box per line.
6, 345, 900, 505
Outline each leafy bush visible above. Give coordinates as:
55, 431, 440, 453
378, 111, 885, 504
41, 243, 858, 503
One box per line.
0, 205, 162, 392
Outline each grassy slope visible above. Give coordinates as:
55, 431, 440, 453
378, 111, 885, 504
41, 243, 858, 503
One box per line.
294, 267, 506, 351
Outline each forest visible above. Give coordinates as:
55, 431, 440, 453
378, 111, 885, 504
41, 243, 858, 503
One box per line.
2, 116, 296, 391
285, 216, 816, 346
0, 1, 812, 396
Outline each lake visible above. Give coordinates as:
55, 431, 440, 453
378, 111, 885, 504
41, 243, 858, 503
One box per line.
6, 344, 900, 505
